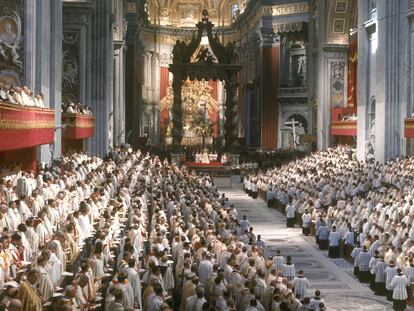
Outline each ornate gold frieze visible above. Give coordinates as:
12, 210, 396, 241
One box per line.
0, 102, 55, 130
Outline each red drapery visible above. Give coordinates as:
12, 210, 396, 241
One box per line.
347, 37, 357, 108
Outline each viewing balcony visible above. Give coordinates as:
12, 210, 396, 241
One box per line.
62, 113, 95, 140
331, 107, 357, 136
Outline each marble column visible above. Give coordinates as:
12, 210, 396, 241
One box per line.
151, 52, 160, 144
171, 71, 184, 150
224, 74, 239, 152
85, 0, 114, 156
113, 44, 126, 145
124, 0, 146, 148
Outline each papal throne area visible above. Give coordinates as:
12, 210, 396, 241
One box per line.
1, 1, 414, 311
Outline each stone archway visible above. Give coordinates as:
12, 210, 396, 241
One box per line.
169, 10, 242, 152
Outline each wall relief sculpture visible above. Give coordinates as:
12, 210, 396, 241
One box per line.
0, 0, 23, 86
62, 31, 80, 104
62, 56, 79, 89
0, 13, 22, 69
331, 61, 345, 107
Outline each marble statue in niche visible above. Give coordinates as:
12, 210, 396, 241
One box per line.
297, 56, 306, 75
291, 54, 306, 86
365, 119, 376, 162
0, 13, 22, 69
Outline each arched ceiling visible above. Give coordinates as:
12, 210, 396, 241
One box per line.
147, 0, 245, 27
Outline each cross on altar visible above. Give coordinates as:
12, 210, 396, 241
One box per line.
284, 119, 301, 148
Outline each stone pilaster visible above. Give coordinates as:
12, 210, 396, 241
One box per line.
356, 0, 372, 160
112, 0, 126, 146
373, 0, 407, 162
18, 0, 62, 163
357, 0, 409, 162
50, 0, 63, 160
316, 45, 348, 150
85, 0, 114, 155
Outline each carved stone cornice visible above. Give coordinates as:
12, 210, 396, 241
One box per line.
259, 28, 280, 47
169, 63, 242, 81
321, 44, 349, 53
144, 24, 237, 37
273, 22, 304, 34
407, 0, 414, 19
63, 0, 95, 26
159, 52, 172, 67
114, 40, 126, 53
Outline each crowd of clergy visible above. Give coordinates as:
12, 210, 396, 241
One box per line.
0, 148, 330, 311
247, 145, 414, 311
0, 149, 151, 311
0, 83, 45, 108
62, 102, 93, 116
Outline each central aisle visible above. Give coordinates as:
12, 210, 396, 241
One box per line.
221, 180, 392, 311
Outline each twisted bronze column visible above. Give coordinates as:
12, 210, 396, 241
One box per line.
171, 73, 183, 150
224, 74, 239, 152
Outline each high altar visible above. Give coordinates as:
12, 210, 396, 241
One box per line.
160, 79, 219, 146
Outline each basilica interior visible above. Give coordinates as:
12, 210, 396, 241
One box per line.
0, 0, 412, 162
1, 0, 414, 311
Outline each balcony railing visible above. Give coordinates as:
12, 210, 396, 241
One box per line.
0, 102, 55, 151
62, 113, 95, 140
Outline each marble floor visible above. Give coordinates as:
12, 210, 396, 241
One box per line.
220, 179, 395, 311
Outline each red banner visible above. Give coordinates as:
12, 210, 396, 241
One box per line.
0, 103, 55, 151
347, 37, 357, 108
208, 80, 219, 137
